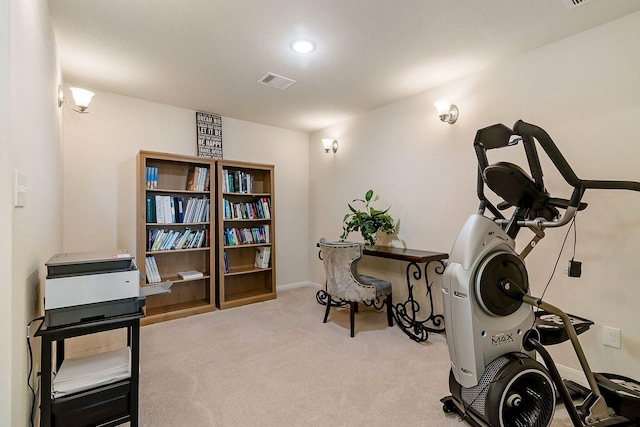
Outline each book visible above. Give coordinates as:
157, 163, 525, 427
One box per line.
146, 194, 156, 223
177, 270, 204, 280
155, 196, 165, 224
145, 255, 161, 283
176, 197, 184, 223
261, 198, 271, 218
186, 168, 196, 191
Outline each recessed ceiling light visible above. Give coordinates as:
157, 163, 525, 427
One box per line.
290, 39, 316, 54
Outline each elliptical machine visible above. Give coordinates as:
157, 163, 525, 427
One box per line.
440, 120, 640, 426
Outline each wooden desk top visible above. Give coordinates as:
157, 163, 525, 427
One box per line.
363, 246, 448, 263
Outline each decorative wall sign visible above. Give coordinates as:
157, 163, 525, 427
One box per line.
196, 112, 223, 159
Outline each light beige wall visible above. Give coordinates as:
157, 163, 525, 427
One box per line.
310, 11, 640, 380
6, 0, 63, 425
62, 90, 309, 287
0, 0, 11, 422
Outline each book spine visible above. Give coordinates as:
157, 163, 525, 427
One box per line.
146, 194, 156, 223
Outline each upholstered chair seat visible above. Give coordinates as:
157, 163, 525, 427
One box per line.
319, 238, 393, 337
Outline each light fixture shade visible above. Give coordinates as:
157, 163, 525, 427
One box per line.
69, 87, 95, 110
434, 99, 452, 116
434, 99, 459, 124
322, 138, 338, 153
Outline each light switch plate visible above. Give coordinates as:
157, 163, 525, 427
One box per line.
14, 170, 26, 207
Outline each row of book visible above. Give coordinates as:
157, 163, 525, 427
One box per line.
146, 195, 210, 224
223, 197, 271, 220
145, 256, 162, 283
145, 166, 159, 189
222, 169, 254, 193
147, 228, 209, 251
221, 247, 271, 273
186, 166, 210, 192
224, 225, 270, 246
254, 247, 271, 269
145, 166, 210, 191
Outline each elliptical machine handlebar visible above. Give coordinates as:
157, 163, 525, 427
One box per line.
491, 120, 640, 230
514, 120, 640, 196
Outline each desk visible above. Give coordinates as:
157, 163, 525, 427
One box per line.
36, 310, 144, 427
317, 244, 448, 342
363, 246, 448, 342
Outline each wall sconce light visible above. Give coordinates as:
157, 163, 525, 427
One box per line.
434, 99, 459, 124
322, 138, 338, 153
58, 85, 95, 113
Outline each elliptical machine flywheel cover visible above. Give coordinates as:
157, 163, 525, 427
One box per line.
476, 251, 528, 316
449, 354, 556, 427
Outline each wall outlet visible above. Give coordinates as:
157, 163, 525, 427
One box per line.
603, 326, 621, 349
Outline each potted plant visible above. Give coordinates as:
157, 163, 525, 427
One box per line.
340, 189, 395, 247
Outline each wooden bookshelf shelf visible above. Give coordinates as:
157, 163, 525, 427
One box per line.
145, 299, 212, 320
145, 247, 210, 255
225, 266, 272, 276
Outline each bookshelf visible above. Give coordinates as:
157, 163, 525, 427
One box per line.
217, 160, 276, 309
137, 151, 215, 325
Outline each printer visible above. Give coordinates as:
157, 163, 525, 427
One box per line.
44, 250, 145, 328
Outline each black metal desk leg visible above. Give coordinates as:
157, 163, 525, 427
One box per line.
40, 336, 52, 427
392, 260, 445, 342
130, 319, 140, 427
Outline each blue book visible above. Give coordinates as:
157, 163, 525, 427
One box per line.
177, 197, 184, 223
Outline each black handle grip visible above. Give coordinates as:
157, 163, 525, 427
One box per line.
514, 120, 640, 196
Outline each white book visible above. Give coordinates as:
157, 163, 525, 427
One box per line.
263, 224, 270, 243
163, 196, 173, 224
149, 256, 161, 283
155, 196, 165, 224
262, 247, 271, 268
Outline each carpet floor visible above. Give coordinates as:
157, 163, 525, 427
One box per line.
136, 284, 572, 426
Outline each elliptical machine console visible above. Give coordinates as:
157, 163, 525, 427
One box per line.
441, 120, 640, 427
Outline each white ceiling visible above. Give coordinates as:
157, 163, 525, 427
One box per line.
48, 0, 640, 133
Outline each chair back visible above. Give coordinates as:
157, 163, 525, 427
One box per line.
318, 239, 377, 302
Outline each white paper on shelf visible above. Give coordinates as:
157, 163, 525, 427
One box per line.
140, 280, 173, 296
52, 347, 131, 398
177, 270, 204, 280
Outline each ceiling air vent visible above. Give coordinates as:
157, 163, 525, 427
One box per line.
258, 72, 296, 90
562, 0, 592, 9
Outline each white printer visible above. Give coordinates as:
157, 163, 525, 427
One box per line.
44, 250, 145, 327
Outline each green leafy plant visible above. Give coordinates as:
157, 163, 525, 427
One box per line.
340, 190, 395, 246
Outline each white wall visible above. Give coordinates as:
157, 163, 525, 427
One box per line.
310, 11, 640, 380
62, 90, 310, 287
0, 0, 12, 422
5, 0, 63, 425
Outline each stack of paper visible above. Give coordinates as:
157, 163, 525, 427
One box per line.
52, 347, 131, 398
177, 270, 204, 280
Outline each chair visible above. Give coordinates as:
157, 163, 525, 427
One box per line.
318, 239, 393, 337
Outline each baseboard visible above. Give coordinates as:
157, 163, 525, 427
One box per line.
537, 356, 588, 387
277, 281, 321, 291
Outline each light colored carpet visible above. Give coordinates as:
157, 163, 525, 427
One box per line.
137, 284, 572, 426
